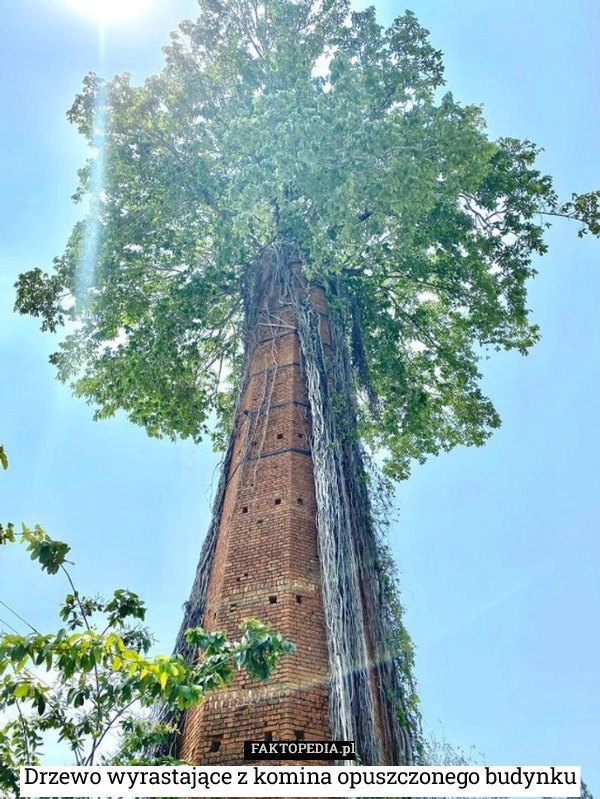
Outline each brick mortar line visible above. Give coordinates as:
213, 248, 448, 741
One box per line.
257, 328, 332, 346
256, 329, 299, 345
226, 445, 312, 487
202, 683, 329, 705
247, 360, 303, 379
257, 303, 328, 319
241, 399, 310, 417
244, 446, 311, 462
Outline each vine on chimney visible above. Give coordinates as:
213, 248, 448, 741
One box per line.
161, 242, 422, 765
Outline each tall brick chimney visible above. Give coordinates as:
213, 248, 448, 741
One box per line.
175, 250, 406, 766
178, 258, 332, 764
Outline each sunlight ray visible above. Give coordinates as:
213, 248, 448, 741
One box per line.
64, 0, 150, 25
74, 85, 107, 305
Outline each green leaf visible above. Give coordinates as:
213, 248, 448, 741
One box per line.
14, 2, 591, 481
0, 523, 16, 545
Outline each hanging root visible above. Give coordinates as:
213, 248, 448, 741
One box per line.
291, 266, 413, 765
257, 242, 416, 764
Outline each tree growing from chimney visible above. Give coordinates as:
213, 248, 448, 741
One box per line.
15, 0, 600, 765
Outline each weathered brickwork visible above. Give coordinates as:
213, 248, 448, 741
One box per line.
179, 273, 397, 775
179, 278, 332, 767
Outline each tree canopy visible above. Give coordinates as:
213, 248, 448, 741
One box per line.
0, 513, 292, 796
15, 0, 600, 478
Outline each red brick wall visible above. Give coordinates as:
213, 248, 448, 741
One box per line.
179, 277, 332, 766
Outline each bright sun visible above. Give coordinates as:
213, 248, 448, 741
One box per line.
65, 0, 150, 24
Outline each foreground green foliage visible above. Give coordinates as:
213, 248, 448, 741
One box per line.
0, 521, 293, 797
15, 0, 600, 479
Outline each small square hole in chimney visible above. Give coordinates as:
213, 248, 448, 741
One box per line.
264, 731, 273, 742
209, 735, 223, 752
296, 595, 302, 604
277, 433, 283, 440
242, 506, 248, 514
297, 498, 304, 505
275, 498, 281, 505
269, 596, 277, 604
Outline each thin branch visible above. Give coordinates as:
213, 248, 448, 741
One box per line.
59, 564, 104, 764
14, 699, 31, 765
85, 695, 140, 766
0, 600, 41, 636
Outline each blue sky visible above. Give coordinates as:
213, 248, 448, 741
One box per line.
1, 0, 598, 787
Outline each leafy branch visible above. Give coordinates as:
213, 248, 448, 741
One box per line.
0, 448, 293, 796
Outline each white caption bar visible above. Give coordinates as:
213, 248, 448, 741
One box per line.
20, 765, 581, 797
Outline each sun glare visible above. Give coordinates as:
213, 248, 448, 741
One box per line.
65, 0, 150, 24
